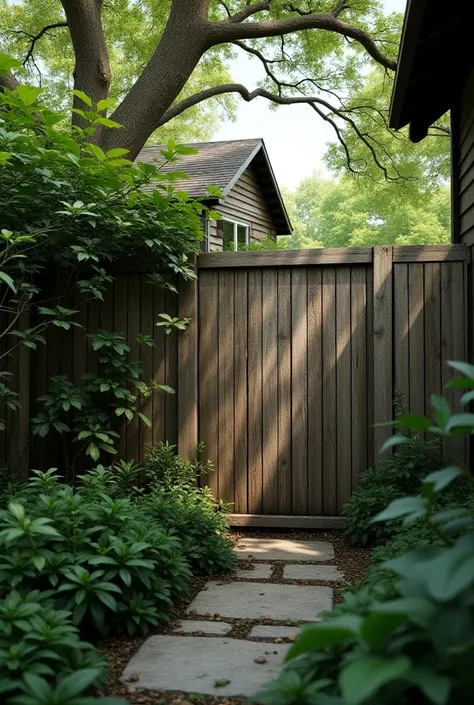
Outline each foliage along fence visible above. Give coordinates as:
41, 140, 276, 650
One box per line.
0, 245, 470, 526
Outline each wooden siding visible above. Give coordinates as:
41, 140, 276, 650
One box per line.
456, 64, 474, 244
207, 165, 278, 250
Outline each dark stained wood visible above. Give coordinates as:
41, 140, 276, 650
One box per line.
233, 269, 248, 514
139, 276, 154, 461
423, 263, 441, 416
262, 269, 279, 514
277, 268, 292, 515
198, 271, 219, 497
126, 274, 141, 461
164, 288, 178, 444
373, 247, 393, 454
408, 264, 425, 415
152, 286, 166, 446
322, 267, 337, 515
217, 271, 235, 505
351, 267, 367, 491
177, 272, 198, 461
291, 267, 308, 515
198, 248, 373, 268
393, 264, 410, 404
307, 267, 323, 514
393, 245, 468, 262
113, 276, 128, 460
247, 269, 263, 513
336, 268, 352, 512
229, 514, 344, 529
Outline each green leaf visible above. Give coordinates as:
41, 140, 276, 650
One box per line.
54, 668, 101, 699
157, 384, 175, 394
87, 441, 100, 461
379, 435, 409, 454
372, 496, 427, 524
446, 413, 474, 432
286, 616, 361, 660
447, 360, 474, 380
431, 395, 451, 427
339, 655, 411, 705
94, 116, 122, 128
406, 668, 451, 705
16, 85, 42, 106
73, 90, 93, 107
397, 414, 431, 431
427, 540, 474, 601
423, 466, 462, 493
96, 98, 116, 111
360, 612, 408, 651
0, 271, 17, 293
0, 52, 22, 75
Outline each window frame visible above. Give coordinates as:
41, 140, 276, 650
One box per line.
221, 218, 250, 251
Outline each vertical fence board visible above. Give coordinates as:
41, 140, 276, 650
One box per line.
152, 287, 166, 446
262, 269, 279, 514
394, 264, 410, 405
126, 274, 141, 461
139, 277, 154, 460
307, 268, 323, 514
234, 270, 248, 514
198, 272, 219, 496
408, 264, 425, 415
373, 247, 393, 454
351, 267, 367, 491
336, 268, 352, 512
114, 276, 128, 459
277, 269, 292, 515
217, 271, 235, 504
291, 268, 308, 515
177, 273, 198, 461
247, 270, 263, 513
164, 289, 178, 444
322, 268, 337, 515
424, 263, 441, 414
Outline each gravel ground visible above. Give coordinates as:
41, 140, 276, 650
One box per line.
99, 528, 371, 705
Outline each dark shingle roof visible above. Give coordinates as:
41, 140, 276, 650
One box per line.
136, 138, 292, 235
137, 139, 262, 198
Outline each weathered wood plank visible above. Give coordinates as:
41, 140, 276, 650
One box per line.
177, 271, 198, 461
291, 267, 308, 515
229, 514, 344, 529
393, 264, 410, 404
164, 288, 178, 444
393, 245, 468, 263
198, 272, 219, 497
277, 269, 292, 515
198, 248, 373, 269
336, 268, 352, 512
126, 274, 141, 461
233, 270, 248, 514
262, 269, 279, 514
113, 276, 128, 459
152, 286, 166, 446
139, 276, 154, 461
247, 270, 263, 513
408, 264, 425, 415
217, 271, 235, 505
423, 264, 442, 413
307, 267, 323, 514
373, 246, 393, 454
350, 267, 367, 491
322, 267, 337, 515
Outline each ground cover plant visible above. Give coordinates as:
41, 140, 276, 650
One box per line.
259, 360, 474, 705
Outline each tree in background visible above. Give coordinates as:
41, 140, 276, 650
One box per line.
282, 174, 450, 247
0, 0, 416, 174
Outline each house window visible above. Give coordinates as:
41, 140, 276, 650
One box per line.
221, 219, 250, 251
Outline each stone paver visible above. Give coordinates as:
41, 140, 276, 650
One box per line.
283, 564, 343, 582
172, 620, 232, 636
233, 538, 334, 562
249, 625, 300, 640
187, 581, 332, 622
235, 563, 273, 580
121, 635, 289, 697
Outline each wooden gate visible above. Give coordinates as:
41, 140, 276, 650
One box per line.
195, 246, 469, 527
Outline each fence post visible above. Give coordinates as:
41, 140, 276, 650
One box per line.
177, 259, 199, 461
372, 246, 393, 455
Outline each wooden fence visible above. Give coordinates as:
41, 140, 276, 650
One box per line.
1, 245, 470, 527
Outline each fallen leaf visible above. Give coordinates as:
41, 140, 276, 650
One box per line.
255, 657, 267, 664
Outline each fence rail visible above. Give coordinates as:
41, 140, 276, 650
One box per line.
1, 245, 470, 525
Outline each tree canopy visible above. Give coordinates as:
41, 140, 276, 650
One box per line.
282, 173, 450, 247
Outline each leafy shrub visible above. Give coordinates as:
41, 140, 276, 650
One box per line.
343, 434, 442, 546
259, 361, 474, 705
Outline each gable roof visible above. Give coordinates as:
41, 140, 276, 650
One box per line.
137, 138, 292, 235
389, 0, 474, 141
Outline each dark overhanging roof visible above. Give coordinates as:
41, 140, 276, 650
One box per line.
389, 0, 474, 142
137, 139, 292, 235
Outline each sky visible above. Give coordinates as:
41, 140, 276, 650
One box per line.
214, 0, 407, 190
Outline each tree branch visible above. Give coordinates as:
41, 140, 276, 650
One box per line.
0, 72, 20, 92
12, 22, 68, 66
206, 12, 397, 71
228, 2, 271, 22
158, 82, 401, 180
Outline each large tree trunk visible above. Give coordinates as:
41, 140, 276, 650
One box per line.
99, 0, 210, 158
61, 0, 111, 119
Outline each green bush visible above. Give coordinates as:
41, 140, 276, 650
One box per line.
259, 361, 474, 705
343, 434, 442, 546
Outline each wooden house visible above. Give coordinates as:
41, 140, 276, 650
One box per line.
137, 139, 292, 252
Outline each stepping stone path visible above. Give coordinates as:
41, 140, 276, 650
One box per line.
122, 537, 341, 698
